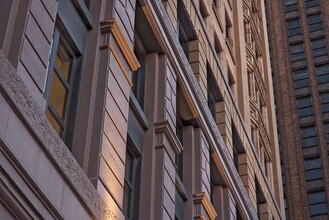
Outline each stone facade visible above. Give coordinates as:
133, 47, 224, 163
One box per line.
0, 0, 283, 219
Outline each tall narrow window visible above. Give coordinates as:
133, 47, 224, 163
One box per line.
123, 138, 141, 219
207, 65, 222, 119
45, 28, 80, 148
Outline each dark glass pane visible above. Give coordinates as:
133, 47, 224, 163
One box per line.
306, 169, 323, 181
301, 127, 316, 137
302, 137, 317, 148
298, 107, 313, 117
305, 158, 321, 170
310, 203, 327, 216
123, 183, 132, 218
309, 192, 326, 204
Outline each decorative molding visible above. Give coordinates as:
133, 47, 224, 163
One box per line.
193, 192, 217, 220
100, 19, 140, 72
154, 120, 183, 155
0, 49, 117, 219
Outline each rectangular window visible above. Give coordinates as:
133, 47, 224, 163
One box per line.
308, 14, 323, 32
285, 0, 298, 12
320, 93, 329, 112
300, 126, 318, 148
308, 191, 328, 216
315, 64, 329, 84
304, 157, 323, 181
296, 96, 313, 117
290, 43, 305, 62
123, 139, 141, 220
287, 19, 302, 36
311, 38, 327, 57
207, 66, 222, 120
45, 28, 79, 148
305, 0, 319, 8
293, 68, 309, 89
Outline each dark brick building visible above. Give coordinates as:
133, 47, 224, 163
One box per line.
266, 0, 329, 219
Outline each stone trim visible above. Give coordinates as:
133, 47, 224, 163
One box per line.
154, 120, 183, 155
100, 19, 140, 72
0, 49, 116, 219
193, 192, 217, 220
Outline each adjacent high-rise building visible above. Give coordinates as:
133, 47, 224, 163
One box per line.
266, 0, 329, 219
0, 0, 283, 219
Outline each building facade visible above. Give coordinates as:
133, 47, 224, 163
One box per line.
266, 0, 329, 219
0, 0, 283, 219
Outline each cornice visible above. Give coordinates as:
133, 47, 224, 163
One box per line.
99, 19, 140, 72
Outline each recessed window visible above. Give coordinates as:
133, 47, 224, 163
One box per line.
315, 64, 329, 84
311, 38, 327, 57
284, 0, 298, 12
290, 43, 305, 62
300, 126, 317, 148
308, 14, 323, 32
297, 96, 313, 117
305, 0, 319, 8
293, 68, 309, 89
287, 19, 302, 36
304, 157, 323, 181
320, 93, 329, 112
45, 28, 80, 148
308, 191, 328, 216
207, 65, 222, 119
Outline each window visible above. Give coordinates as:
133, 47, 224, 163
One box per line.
300, 126, 317, 148
225, 12, 233, 47
45, 28, 80, 148
177, 0, 196, 59
293, 68, 309, 89
304, 157, 323, 181
315, 64, 329, 84
311, 38, 327, 57
285, 0, 298, 12
123, 139, 141, 219
305, 0, 319, 8
308, 191, 327, 216
308, 14, 323, 32
207, 65, 222, 120
296, 96, 313, 117
325, 123, 329, 143
320, 93, 329, 112
287, 19, 302, 36
132, 34, 146, 109
290, 43, 305, 62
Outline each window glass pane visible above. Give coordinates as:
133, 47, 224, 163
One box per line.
306, 169, 323, 181
47, 110, 63, 136
310, 203, 327, 216
55, 37, 72, 82
49, 72, 68, 119
301, 126, 316, 137
305, 0, 319, 8
320, 93, 329, 112
305, 158, 321, 170
309, 192, 326, 204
